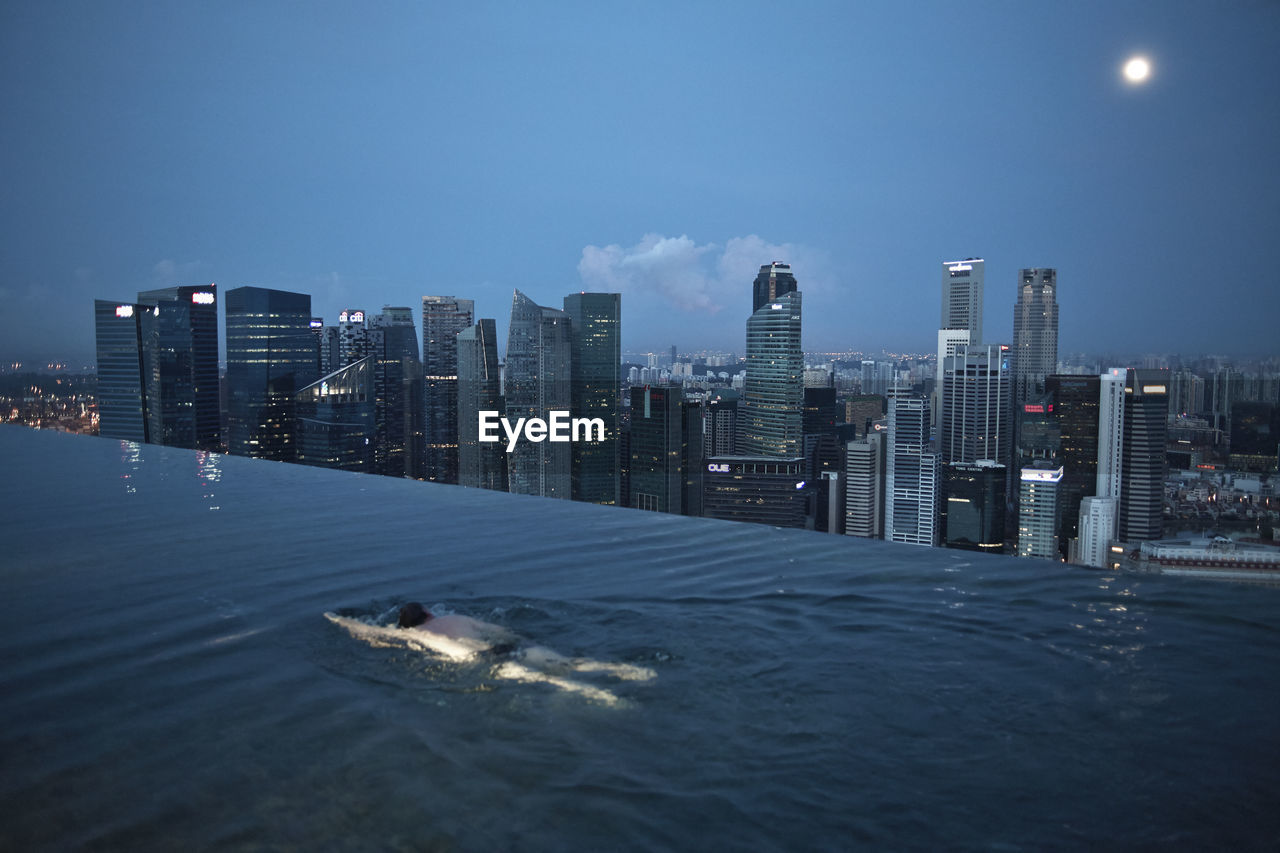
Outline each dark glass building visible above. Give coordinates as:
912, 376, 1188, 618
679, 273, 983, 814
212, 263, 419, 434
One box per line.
1047, 374, 1101, 558
705, 390, 739, 457
629, 385, 684, 513
136, 285, 220, 451
225, 287, 317, 461
457, 319, 507, 491
1119, 369, 1170, 543
1229, 401, 1279, 472
94, 286, 219, 450
295, 357, 375, 472
94, 300, 149, 442
703, 456, 808, 529
564, 292, 621, 505
421, 296, 475, 484
942, 461, 1007, 554
506, 290, 571, 498
752, 262, 798, 313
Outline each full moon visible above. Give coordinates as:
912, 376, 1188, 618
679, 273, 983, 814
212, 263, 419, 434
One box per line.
1123, 56, 1151, 83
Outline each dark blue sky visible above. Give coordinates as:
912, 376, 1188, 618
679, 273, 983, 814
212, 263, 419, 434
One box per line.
2, 1, 1277, 364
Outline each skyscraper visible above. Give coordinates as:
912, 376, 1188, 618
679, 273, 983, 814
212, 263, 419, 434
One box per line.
941, 258, 984, 346
564, 292, 621, 505
337, 309, 370, 367
505, 290, 571, 498
629, 384, 684, 513
739, 290, 803, 457
421, 295, 475, 484
1077, 368, 1126, 568
886, 389, 939, 546
94, 286, 219, 450
136, 285, 220, 451
1046, 374, 1101, 559
1011, 268, 1059, 407
368, 306, 420, 478
94, 300, 149, 442
1018, 465, 1064, 559
752, 262, 798, 313
456, 319, 507, 491
1119, 369, 1169, 543
294, 356, 375, 473
705, 390, 739, 457
938, 343, 1010, 467
844, 431, 885, 539
225, 287, 316, 461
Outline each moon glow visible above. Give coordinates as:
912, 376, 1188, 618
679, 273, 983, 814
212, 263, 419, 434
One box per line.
1123, 56, 1151, 84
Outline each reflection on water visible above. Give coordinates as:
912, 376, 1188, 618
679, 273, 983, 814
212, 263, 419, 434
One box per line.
2, 427, 1279, 851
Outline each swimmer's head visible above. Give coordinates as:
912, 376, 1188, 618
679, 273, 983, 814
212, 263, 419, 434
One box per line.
398, 602, 431, 628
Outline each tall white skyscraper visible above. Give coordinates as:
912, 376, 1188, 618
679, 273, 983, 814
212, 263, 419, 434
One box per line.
886, 389, 938, 546
1077, 368, 1127, 568
941, 258, 985, 346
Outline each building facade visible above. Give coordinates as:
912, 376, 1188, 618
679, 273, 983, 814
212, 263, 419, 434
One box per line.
564, 292, 621, 504
886, 389, 939, 546
224, 287, 316, 461
456, 319, 507, 491
505, 290, 572, 498
739, 290, 803, 457
421, 295, 475, 484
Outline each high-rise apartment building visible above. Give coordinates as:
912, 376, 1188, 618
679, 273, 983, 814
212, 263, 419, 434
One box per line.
421, 296, 475, 484
505, 290, 572, 498
739, 290, 803, 456
886, 389, 939, 546
564, 292, 621, 505
941, 258, 984, 345
225, 287, 316, 461
456, 319, 507, 491
1011, 268, 1059, 406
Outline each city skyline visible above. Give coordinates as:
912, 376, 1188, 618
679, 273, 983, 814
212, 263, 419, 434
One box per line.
3, 3, 1279, 365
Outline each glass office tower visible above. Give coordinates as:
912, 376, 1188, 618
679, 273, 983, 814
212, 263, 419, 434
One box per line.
421, 296, 475, 484
295, 356, 376, 473
94, 299, 150, 442
739, 290, 803, 457
225, 287, 317, 461
564, 292, 621, 505
135, 285, 221, 451
457, 319, 507, 491
505, 290, 572, 498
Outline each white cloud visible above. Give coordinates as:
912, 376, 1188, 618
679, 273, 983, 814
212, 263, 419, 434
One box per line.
578, 233, 830, 315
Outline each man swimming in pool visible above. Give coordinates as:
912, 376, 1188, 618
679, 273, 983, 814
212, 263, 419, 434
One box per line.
396, 601, 654, 682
